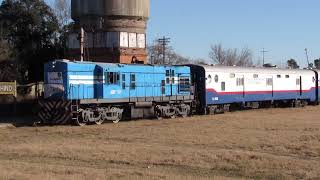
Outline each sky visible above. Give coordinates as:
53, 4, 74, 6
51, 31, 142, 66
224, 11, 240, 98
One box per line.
4, 0, 320, 67
147, 0, 320, 67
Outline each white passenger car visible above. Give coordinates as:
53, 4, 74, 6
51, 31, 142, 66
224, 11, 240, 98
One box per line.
189, 65, 318, 112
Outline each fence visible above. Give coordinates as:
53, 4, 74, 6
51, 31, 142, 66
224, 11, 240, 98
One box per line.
0, 82, 43, 115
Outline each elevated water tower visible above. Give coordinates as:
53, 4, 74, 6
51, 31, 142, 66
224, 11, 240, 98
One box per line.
68, 0, 150, 64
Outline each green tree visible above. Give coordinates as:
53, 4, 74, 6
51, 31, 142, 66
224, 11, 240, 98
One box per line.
0, 0, 60, 82
287, 59, 299, 69
314, 58, 320, 69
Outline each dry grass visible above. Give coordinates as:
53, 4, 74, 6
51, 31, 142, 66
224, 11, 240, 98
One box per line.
1, 106, 320, 179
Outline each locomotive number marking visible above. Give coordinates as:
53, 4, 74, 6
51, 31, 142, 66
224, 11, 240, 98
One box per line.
212, 97, 219, 101
110, 90, 122, 95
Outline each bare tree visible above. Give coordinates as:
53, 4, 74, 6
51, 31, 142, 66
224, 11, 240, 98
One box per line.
168, 52, 191, 65
209, 43, 253, 67
237, 47, 253, 67
148, 40, 191, 65
147, 41, 163, 64
314, 58, 320, 69
193, 58, 208, 65
54, 0, 71, 27
209, 44, 225, 65
225, 48, 237, 66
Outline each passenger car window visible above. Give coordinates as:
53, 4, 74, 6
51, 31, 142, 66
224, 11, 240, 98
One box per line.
236, 78, 244, 86
221, 82, 226, 91
266, 78, 273, 86
207, 75, 212, 83
214, 75, 219, 83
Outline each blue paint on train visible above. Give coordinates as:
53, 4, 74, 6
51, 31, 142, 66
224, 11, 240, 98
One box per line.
205, 89, 317, 105
318, 86, 320, 102
44, 60, 192, 101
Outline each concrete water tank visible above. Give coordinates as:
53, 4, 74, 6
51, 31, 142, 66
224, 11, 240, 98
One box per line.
68, 0, 150, 64
71, 0, 149, 20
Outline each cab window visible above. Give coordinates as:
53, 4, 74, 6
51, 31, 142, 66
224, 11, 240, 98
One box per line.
130, 74, 136, 89
106, 72, 120, 85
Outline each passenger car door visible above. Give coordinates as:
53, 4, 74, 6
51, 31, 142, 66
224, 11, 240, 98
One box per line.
296, 76, 302, 96
266, 76, 274, 99
235, 74, 245, 101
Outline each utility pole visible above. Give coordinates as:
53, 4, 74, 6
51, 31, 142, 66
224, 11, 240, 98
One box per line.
305, 48, 310, 68
150, 55, 154, 65
80, 27, 85, 62
157, 36, 170, 64
260, 48, 269, 66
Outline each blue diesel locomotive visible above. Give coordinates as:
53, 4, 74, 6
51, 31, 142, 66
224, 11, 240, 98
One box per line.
39, 60, 193, 125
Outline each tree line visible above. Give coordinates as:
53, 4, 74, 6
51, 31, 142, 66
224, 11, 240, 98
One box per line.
286, 58, 320, 69
0, 0, 71, 83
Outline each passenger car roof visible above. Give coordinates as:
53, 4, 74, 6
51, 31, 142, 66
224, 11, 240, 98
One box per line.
200, 65, 314, 75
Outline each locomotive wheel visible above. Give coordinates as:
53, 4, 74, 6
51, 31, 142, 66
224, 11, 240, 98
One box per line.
112, 107, 122, 124
75, 116, 86, 127
170, 114, 176, 119
75, 111, 89, 126
95, 118, 105, 125
155, 109, 162, 120
112, 113, 122, 124
181, 110, 190, 118
180, 105, 191, 118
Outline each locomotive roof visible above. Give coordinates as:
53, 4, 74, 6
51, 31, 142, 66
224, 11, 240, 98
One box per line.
200, 65, 315, 75
53, 59, 181, 68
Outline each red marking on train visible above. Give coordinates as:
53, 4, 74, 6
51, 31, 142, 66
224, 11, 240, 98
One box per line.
207, 87, 316, 95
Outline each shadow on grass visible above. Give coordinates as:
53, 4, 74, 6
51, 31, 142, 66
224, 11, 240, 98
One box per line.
0, 115, 37, 127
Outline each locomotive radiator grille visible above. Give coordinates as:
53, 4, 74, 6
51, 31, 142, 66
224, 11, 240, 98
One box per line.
37, 100, 72, 125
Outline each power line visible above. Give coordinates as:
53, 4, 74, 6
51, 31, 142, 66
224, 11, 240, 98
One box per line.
157, 36, 170, 64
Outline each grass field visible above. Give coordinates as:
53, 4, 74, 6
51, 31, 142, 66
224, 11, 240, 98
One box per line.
0, 106, 320, 180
